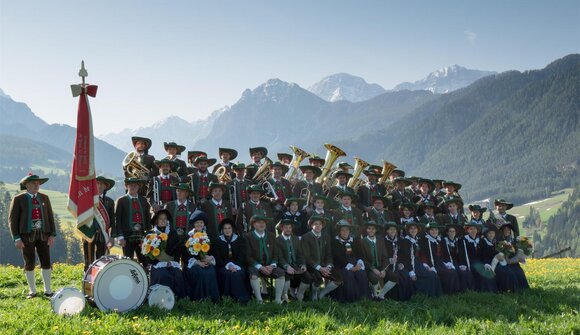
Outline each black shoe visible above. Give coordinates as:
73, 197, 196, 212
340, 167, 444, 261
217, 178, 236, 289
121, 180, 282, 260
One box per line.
44, 292, 54, 298
26, 292, 37, 299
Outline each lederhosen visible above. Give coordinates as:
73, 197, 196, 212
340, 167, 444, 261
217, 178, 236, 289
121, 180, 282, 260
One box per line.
277, 235, 312, 286
22, 194, 51, 271
247, 231, 284, 279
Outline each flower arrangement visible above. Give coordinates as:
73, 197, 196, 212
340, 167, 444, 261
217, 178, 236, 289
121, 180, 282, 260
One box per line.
186, 231, 211, 258
141, 231, 168, 260
516, 236, 533, 256
496, 240, 515, 258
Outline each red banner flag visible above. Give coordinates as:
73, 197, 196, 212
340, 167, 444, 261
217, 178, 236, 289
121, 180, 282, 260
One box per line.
67, 61, 102, 242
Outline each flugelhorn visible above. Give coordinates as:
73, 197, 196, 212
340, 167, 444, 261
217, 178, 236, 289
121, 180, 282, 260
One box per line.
315, 144, 346, 184
215, 166, 232, 183
252, 157, 273, 182
285, 145, 310, 180
122, 152, 150, 179
347, 157, 370, 190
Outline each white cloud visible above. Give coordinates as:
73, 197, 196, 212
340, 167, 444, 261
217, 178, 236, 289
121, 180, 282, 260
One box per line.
464, 30, 477, 45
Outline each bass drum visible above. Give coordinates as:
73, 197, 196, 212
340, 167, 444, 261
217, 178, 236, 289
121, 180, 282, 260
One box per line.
148, 284, 175, 310
83, 255, 148, 313
52, 287, 85, 316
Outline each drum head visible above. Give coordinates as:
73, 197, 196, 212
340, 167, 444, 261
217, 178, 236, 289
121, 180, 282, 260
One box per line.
148, 284, 175, 310
92, 258, 148, 313
52, 287, 85, 316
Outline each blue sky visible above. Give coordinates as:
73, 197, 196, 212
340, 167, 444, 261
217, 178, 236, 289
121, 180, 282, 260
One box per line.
1, 1, 578, 134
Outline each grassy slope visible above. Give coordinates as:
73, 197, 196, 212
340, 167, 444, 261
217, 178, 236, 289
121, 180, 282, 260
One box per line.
509, 188, 574, 223
0, 259, 578, 335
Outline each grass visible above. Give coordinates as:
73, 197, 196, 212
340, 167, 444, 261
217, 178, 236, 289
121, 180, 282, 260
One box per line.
0, 259, 578, 334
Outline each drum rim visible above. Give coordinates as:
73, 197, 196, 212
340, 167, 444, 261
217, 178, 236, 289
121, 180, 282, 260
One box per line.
147, 284, 175, 310
52, 287, 85, 315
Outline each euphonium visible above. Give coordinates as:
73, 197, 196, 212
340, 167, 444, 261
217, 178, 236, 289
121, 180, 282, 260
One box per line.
315, 143, 346, 184
347, 157, 370, 190
252, 157, 273, 182
378, 160, 397, 185
285, 145, 310, 180
215, 166, 232, 183
122, 152, 150, 179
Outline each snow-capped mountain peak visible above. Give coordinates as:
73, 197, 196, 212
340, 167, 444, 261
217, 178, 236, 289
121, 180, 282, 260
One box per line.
393, 65, 496, 94
308, 73, 386, 102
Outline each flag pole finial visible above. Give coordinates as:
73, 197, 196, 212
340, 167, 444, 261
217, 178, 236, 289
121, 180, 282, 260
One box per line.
79, 60, 88, 86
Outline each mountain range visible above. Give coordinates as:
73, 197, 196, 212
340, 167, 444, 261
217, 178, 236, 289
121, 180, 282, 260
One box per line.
1, 56, 577, 204
393, 65, 497, 93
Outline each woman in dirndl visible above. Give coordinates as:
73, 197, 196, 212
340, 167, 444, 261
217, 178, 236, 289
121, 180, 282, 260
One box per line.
214, 219, 251, 303
384, 221, 414, 301
478, 224, 518, 293
330, 219, 370, 302
147, 209, 187, 299
499, 223, 530, 291
183, 210, 220, 302
419, 222, 460, 295
397, 221, 442, 297
443, 223, 475, 292
459, 222, 497, 292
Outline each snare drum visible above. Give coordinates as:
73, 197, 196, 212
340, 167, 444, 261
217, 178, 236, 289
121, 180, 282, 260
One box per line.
83, 255, 148, 313
147, 284, 175, 310
52, 287, 85, 315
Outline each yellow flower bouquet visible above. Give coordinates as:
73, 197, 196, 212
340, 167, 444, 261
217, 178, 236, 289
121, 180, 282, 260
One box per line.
186, 231, 211, 258
141, 231, 169, 260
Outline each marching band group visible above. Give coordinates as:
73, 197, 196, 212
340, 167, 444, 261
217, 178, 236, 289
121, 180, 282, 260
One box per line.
9, 136, 529, 304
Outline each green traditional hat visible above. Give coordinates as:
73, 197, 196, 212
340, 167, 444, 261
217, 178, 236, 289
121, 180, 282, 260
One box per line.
19, 174, 49, 190
432, 179, 445, 184
312, 194, 340, 209
364, 220, 382, 228
308, 215, 329, 227
250, 214, 272, 224
421, 201, 438, 209
338, 189, 358, 201
494, 199, 514, 210
154, 158, 178, 170
445, 197, 464, 207
277, 152, 292, 162
443, 181, 462, 191
424, 221, 444, 230
372, 195, 391, 207
124, 177, 147, 185
194, 156, 217, 167
219, 147, 238, 160
232, 162, 246, 170
337, 162, 353, 170
269, 161, 289, 174
276, 218, 298, 230
417, 178, 435, 192
187, 150, 207, 162
131, 136, 152, 150
208, 182, 227, 193
284, 197, 306, 208
391, 169, 405, 177
308, 155, 325, 165
363, 168, 382, 178
334, 171, 353, 179
96, 176, 115, 191
468, 204, 487, 213
249, 147, 268, 157
399, 202, 418, 212
171, 182, 194, 195
463, 221, 483, 230
335, 219, 356, 230
393, 177, 411, 186
445, 223, 464, 233
163, 141, 186, 154
383, 221, 399, 229
368, 165, 383, 174
406, 176, 420, 183
482, 224, 499, 235
299, 165, 322, 178
247, 184, 266, 194
499, 222, 516, 232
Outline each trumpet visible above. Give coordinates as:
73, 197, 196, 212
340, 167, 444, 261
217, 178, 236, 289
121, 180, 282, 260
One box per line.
315, 143, 346, 184
122, 152, 150, 179
215, 166, 232, 183
347, 157, 369, 191
285, 145, 310, 181
153, 177, 160, 206
299, 187, 312, 209
262, 180, 279, 201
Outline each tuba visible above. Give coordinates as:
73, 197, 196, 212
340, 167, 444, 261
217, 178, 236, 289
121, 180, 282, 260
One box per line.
347, 157, 370, 191
378, 160, 397, 189
122, 152, 150, 179
215, 166, 232, 183
285, 145, 310, 180
315, 144, 346, 184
